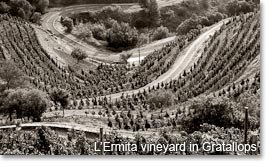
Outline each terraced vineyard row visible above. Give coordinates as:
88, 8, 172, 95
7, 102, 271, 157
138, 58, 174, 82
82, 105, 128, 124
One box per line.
130, 29, 201, 88
0, 15, 83, 96
139, 12, 260, 102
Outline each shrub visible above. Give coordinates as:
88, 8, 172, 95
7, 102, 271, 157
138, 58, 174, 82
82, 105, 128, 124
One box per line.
89, 23, 107, 40
152, 26, 169, 41
98, 5, 125, 23
207, 12, 224, 24
61, 17, 73, 33
71, 48, 88, 64
0, 2, 11, 13
106, 21, 138, 49
34, 0, 49, 14
180, 97, 259, 133
225, 0, 255, 16
74, 24, 92, 40
199, 16, 211, 26
138, 33, 148, 45
176, 17, 199, 35
120, 52, 132, 64
147, 89, 175, 109
30, 12, 41, 24
10, 0, 33, 19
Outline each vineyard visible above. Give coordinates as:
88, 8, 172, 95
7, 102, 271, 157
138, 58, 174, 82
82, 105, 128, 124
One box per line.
0, 14, 201, 100
0, 0, 260, 156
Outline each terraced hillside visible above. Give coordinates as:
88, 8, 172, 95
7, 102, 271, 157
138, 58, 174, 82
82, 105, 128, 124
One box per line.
0, 14, 199, 99
0, 15, 127, 98
168, 12, 260, 101
100, 12, 260, 108
0, 12, 260, 103
0, 15, 83, 95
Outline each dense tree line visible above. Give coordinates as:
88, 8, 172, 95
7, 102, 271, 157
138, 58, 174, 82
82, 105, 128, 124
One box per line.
0, 0, 49, 23
160, 0, 258, 32
68, 0, 259, 52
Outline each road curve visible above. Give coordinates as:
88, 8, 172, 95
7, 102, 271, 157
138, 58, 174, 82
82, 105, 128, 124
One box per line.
41, 4, 138, 64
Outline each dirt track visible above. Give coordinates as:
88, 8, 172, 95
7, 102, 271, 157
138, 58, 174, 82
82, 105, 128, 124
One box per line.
41, 3, 228, 100
41, 4, 177, 64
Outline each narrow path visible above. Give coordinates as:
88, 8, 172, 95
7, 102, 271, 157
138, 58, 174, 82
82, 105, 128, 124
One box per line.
0, 122, 158, 139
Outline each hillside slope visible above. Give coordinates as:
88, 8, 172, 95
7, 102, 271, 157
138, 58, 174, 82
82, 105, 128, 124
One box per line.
171, 12, 260, 101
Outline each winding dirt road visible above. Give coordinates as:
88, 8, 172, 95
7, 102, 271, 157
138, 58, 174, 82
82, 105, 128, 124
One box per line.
40, 4, 178, 64
41, 4, 135, 64
41, 4, 228, 100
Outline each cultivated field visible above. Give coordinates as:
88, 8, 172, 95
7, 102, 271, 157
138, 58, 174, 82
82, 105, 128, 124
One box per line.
0, 0, 260, 155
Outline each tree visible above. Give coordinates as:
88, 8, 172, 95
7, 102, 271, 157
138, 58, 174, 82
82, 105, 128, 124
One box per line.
36, 0, 49, 14
50, 88, 70, 117
30, 12, 41, 24
0, 2, 11, 13
139, 0, 160, 29
0, 61, 27, 92
17, 8, 26, 19
145, 119, 151, 130
89, 23, 106, 40
225, 0, 254, 16
61, 17, 73, 33
181, 97, 245, 133
200, 16, 211, 26
108, 118, 113, 128
106, 21, 138, 49
1, 89, 48, 122
146, 0, 160, 28
139, 0, 149, 8
152, 26, 169, 41
147, 90, 175, 109
71, 48, 88, 64
22, 89, 48, 122
85, 111, 89, 117
120, 52, 132, 64
1, 89, 25, 121
10, 0, 33, 19
198, 0, 210, 9
97, 5, 125, 23
176, 17, 199, 35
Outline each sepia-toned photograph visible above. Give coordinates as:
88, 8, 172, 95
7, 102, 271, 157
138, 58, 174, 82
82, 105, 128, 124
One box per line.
0, 0, 260, 155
